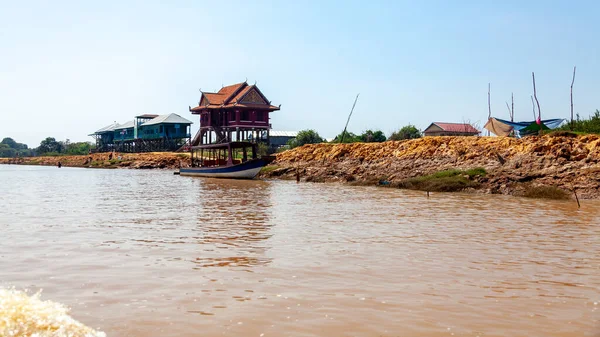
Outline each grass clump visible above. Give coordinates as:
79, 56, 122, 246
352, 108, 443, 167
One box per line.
260, 165, 281, 174
397, 168, 486, 192
516, 184, 570, 200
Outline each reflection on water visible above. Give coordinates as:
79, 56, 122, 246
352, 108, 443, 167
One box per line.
193, 178, 273, 269
0, 165, 599, 337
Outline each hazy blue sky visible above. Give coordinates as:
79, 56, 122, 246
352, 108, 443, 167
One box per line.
1, 0, 599, 146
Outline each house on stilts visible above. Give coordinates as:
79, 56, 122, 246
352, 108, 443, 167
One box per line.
188, 81, 280, 147
90, 113, 193, 153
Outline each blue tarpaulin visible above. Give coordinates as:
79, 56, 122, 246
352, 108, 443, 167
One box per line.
485, 117, 566, 137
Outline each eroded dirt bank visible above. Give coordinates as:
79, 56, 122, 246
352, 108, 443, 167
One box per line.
0, 152, 190, 169
261, 134, 600, 199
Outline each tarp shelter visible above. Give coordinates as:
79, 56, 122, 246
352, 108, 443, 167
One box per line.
484, 117, 566, 137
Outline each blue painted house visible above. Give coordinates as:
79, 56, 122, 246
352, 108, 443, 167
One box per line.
91, 113, 193, 152
114, 120, 135, 142
138, 114, 192, 140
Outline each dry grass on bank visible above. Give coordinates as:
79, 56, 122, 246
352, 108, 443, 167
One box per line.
515, 184, 571, 200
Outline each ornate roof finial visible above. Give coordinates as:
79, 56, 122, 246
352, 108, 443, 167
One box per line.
245, 77, 248, 83
254, 80, 257, 86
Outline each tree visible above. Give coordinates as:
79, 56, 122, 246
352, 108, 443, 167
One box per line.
389, 125, 422, 140
64, 141, 94, 155
37, 137, 63, 154
333, 130, 360, 143
0, 144, 17, 158
1, 137, 28, 150
287, 129, 324, 148
359, 129, 386, 142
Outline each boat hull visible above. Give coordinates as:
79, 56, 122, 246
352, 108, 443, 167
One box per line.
179, 159, 266, 179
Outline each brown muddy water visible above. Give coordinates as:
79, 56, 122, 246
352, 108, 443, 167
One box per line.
0, 165, 599, 336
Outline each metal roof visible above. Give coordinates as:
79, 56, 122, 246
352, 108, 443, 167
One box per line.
270, 131, 298, 137
93, 122, 120, 134
135, 114, 159, 118
141, 113, 193, 126
114, 120, 135, 130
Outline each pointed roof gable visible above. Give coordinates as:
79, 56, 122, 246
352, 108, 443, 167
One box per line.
190, 81, 280, 112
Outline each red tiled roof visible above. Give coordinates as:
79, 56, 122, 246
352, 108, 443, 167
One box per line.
191, 82, 278, 112
431, 122, 479, 133
203, 93, 226, 105
190, 103, 280, 112
218, 82, 245, 103
231, 85, 253, 103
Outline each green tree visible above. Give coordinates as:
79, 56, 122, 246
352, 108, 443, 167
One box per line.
37, 137, 63, 154
333, 130, 360, 143
389, 125, 422, 140
65, 141, 94, 155
1, 137, 28, 150
359, 129, 387, 142
287, 129, 324, 148
0, 144, 17, 157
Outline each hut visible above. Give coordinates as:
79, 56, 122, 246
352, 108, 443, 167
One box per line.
423, 122, 480, 137
189, 81, 280, 146
269, 131, 298, 148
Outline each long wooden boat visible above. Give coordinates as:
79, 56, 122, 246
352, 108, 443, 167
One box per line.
178, 141, 267, 179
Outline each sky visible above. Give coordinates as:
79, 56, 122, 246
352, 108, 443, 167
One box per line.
1, 0, 599, 147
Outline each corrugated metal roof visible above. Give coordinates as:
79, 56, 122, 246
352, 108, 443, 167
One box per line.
141, 113, 193, 126
94, 122, 120, 134
135, 114, 159, 118
270, 131, 298, 137
114, 120, 135, 130
427, 122, 480, 134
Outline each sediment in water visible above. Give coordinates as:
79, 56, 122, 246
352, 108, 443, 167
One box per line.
260, 134, 600, 199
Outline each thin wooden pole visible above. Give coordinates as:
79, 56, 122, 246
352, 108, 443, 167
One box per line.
487, 83, 491, 136
511, 92, 514, 122
572, 184, 580, 209
570, 66, 576, 130
341, 93, 360, 143
532, 72, 542, 134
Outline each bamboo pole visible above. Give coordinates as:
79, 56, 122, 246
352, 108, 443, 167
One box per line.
511, 92, 514, 122
571, 66, 576, 130
532, 72, 542, 134
487, 83, 491, 136
340, 93, 360, 143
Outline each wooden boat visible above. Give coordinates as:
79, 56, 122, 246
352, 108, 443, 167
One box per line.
178, 141, 267, 179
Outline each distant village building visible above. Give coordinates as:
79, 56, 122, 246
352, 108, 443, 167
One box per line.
269, 131, 298, 148
423, 122, 480, 137
90, 113, 193, 152
189, 81, 280, 146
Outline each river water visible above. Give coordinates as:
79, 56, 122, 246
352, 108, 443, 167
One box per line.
0, 165, 599, 336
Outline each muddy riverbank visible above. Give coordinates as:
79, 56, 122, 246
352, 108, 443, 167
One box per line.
0, 152, 190, 169
261, 133, 600, 199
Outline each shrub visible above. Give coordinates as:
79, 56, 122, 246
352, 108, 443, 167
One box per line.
516, 184, 570, 200
396, 168, 484, 192
389, 125, 422, 140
